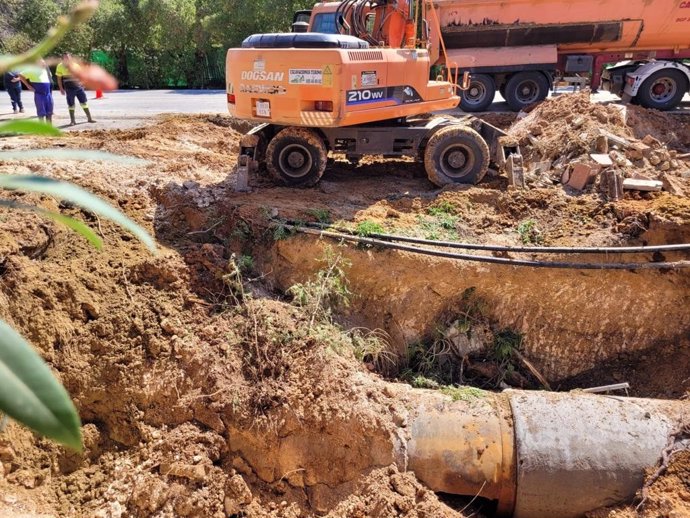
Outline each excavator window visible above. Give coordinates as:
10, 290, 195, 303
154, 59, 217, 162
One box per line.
312, 12, 341, 34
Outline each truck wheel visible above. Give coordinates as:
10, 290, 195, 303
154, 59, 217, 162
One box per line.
635, 69, 688, 111
266, 127, 327, 187
504, 72, 550, 112
423, 125, 490, 186
459, 74, 496, 112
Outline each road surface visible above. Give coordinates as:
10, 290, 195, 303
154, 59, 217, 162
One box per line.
1, 89, 689, 131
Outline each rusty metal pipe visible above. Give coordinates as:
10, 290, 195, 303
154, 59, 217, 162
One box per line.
404, 390, 688, 518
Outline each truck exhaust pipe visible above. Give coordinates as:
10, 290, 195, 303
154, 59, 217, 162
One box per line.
405, 390, 687, 517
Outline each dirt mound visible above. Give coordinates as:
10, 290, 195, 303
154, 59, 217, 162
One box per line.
509, 90, 631, 162
326, 466, 465, 518
508, 91, 690, 192
626, 106, 690, 151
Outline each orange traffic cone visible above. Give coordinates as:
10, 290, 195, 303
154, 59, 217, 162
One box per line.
95, 89, 104, 99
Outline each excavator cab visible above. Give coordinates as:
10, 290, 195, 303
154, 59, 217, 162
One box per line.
226, 0, 519, 188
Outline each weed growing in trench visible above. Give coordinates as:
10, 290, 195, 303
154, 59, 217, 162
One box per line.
272, 221, 296, 241
348, 328, 397, 374
415, 213, 459, 241
427, 200, 457, 217
354, 220, 384, 237
440, 386, 487, 402
517, 219, 543, 245
288, 246, 351, 327
308, 208, 331, 224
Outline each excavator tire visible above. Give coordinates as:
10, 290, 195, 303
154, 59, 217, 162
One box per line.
266, 127, 327, 187
423, 125, 490, 186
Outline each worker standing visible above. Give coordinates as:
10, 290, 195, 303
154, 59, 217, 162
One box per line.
3, 71, 24, 114
19, 60, 54, 125
56, 53, 95, 126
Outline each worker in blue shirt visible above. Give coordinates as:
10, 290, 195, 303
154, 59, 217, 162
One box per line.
3, 71, 24, 114
19, 60, 54, 124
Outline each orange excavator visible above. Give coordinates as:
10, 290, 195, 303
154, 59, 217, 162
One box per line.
226, 0, 518, 188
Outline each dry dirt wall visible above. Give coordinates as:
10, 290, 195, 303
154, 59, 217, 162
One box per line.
267, 236, 690, 382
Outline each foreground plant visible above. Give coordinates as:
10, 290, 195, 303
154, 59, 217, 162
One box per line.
0, 1, 147, 450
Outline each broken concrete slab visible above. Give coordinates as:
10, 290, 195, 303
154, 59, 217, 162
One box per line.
567, 163, 600, 190
599, 129, 629, 148
660, 173, 687, 196
506, 154, 526, 189
625, 142, 651, 161
600, 169, 624, 201
590, 154, 613, 167
622, 178, 663, 192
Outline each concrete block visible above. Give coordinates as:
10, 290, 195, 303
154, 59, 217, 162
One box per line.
567, 163, 600, 190
660, 173, 686, 196
507, 154, 526, 189
600, 169, 624, 201
625, 142, 651, 161
622, 178, 663, 192
590, 154, 613, 167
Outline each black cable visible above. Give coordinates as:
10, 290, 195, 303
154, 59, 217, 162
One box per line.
287, 226, 690, 270
297, 221, 690, 255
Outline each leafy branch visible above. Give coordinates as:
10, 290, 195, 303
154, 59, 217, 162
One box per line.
0, 0, 155, 451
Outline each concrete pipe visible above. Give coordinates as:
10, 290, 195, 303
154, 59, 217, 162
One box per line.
405, 389, 687, 518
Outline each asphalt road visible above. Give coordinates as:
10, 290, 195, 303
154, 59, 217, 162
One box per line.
1, 88, 689, 131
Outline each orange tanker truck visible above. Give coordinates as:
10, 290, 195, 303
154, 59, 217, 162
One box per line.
300, 0, 690, 112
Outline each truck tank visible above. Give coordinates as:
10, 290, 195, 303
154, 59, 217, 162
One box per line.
435, 0, 690, 53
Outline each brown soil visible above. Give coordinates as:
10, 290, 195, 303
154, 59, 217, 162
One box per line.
0, 104, 688, 517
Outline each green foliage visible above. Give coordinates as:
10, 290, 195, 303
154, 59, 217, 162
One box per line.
492, 330, 522, 363
307, 208, 331, 224
0, 120, 62, 137
1, 0, 316, 87
517, 219, 543, 245
415, 213, 459, 241
348, 328, 396, 373
354, 220, 384, 237
440, 386, 486, 402
272, 221, 295, 241
0, 3, 157, 449
237, 254, 254, 273
427, 200, 456, 216
0, 321, 82, 450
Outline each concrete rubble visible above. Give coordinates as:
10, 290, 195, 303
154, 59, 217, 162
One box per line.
507, 91, 690, 200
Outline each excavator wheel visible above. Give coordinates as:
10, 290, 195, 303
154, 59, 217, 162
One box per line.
423, 125, 490, 186
266, 127, 327, 187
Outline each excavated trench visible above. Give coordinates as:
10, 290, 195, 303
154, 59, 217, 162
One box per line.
150, 178, 690, 516
0, 111, 689, 518
161, 182, 690, 393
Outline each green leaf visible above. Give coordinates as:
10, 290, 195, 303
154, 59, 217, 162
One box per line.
0, 200, 102, 249
0, 149, 147, 165
0, 175, 156, 253
0, 319, 82, 450
0, 120, 62, 137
